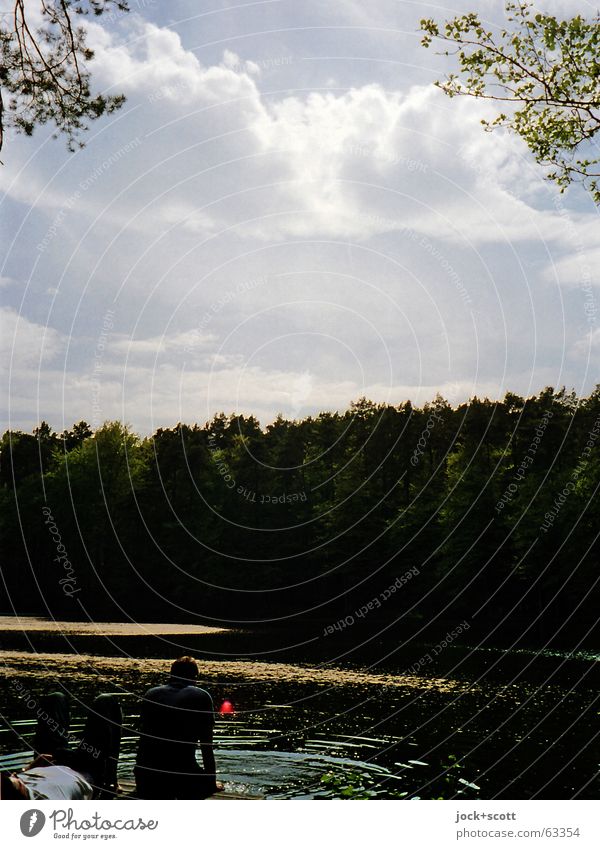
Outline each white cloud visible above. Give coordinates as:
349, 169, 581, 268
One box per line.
3, 8, 599, 433
0, 308, 67, 429
571, 327, 600, 359
0, 276, 19, 288
88, 19, 262, 109
111, 328, 217, 359
78, 18, 585, 248
0, 308, 65, 369
543, 246, 600, 289
107, 366, 523, 433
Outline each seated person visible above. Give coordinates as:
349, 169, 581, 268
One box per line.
0, 691, 122, 801
135, 656, 220, 799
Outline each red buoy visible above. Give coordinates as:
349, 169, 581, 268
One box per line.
219, 699, 234, 716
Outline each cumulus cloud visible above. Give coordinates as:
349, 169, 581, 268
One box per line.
78, 18, 582, 247
86, 361, 513, 434
544, 247, 600, 290
0, 308, 65, 369
2, 7, 598, 433
571, 327, 600, 359
111, 328, 217, 359
0, 308, 67, 429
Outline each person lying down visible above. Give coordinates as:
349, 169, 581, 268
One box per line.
1, 756, 94, 800
0, 691, 122, 801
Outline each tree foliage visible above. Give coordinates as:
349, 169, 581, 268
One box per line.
0, 0, 128, 154
1, 388, 598, 647
421, 2, 600, 201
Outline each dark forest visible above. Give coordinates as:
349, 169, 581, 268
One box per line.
1, 387, 598, 649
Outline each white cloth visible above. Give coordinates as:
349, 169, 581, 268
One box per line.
18, 765, 93, 800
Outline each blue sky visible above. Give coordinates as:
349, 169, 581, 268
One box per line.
1, 0, 598, 433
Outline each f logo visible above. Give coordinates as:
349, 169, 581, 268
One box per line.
20, 810, 46, 837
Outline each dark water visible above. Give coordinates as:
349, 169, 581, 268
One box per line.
0, 621, 598, 799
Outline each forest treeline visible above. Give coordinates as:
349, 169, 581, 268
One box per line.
1, 387, 598, 648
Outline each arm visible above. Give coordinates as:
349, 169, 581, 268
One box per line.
24, 754, 54, 770
199, 727, 220, 793
200, 741, 217, 782
199, 708, 223, 794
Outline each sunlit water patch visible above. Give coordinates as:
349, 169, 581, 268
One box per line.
0, 636, 597, 799
0, 717, 476, 800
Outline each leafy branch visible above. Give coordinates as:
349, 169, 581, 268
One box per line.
0, 0, 129, 154
421, 2, 600, 201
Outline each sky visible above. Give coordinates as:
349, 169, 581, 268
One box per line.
1, 0, 598, 434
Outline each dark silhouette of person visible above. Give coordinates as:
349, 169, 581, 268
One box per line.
134, 656, 220, 799
1, 691, 122, 800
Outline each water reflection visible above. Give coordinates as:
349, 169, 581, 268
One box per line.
0, 716, 472, 800
0, 624, 597, 799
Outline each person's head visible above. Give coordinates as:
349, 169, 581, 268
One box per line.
1, 771, 28, 800
170, 656, 198, 683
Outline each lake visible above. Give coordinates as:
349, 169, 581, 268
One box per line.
0, 618, 597, 799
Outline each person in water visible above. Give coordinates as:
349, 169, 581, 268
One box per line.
135, 656, 221, 799
0, 691, 122, 800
